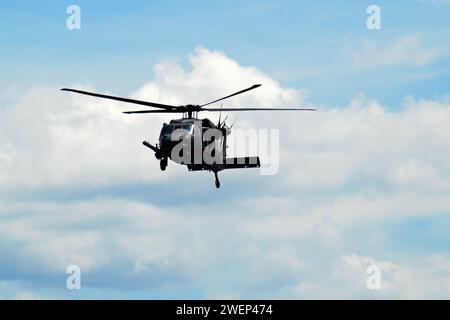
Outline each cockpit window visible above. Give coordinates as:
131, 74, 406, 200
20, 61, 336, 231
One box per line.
181, 124, 194, 133
160, 124, 194, 138
173, 124, 193, 133
161, 126, 173, 137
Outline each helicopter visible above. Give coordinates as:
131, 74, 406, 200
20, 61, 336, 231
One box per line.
61, 84, 315, 188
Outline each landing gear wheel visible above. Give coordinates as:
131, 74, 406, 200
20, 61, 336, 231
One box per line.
160, 158, 168, 171
214, 171, 220, 188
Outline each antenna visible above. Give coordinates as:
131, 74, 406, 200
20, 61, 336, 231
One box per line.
217, 103, 223, 127
230, 116, 238, 129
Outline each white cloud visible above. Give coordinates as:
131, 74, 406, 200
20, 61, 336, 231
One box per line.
1, 48, 450, 299
0, 198, 210, 275
291, 253, 450, 299
347, 35, 439, 68
2, 48, 449, 194
277, 95, 450, 194
1, 194, 450, 299
0, 280, 41, 300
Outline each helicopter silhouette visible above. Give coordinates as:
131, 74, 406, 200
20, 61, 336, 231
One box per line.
61, 84, 314, 188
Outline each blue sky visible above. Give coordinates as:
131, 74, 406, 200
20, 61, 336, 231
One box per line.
1, 0, 449, 106
1, 1, 450, 299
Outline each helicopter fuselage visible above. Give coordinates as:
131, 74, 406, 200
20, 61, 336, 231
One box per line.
155, 117, 225, 167
142, 116, 259, 182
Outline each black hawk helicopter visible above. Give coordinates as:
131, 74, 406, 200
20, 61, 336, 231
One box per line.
61, 84, 314, 188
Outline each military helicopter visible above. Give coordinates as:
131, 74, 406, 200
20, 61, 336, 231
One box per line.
61, 84, 314, 188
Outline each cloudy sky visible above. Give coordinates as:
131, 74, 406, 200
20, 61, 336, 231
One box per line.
1, 0, 450, 299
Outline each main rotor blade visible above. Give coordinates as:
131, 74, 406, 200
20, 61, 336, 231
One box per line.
200, 84, 262, 107
61, 88, 179, 110
123, 110, 182, 114
203, 107, 316, 111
